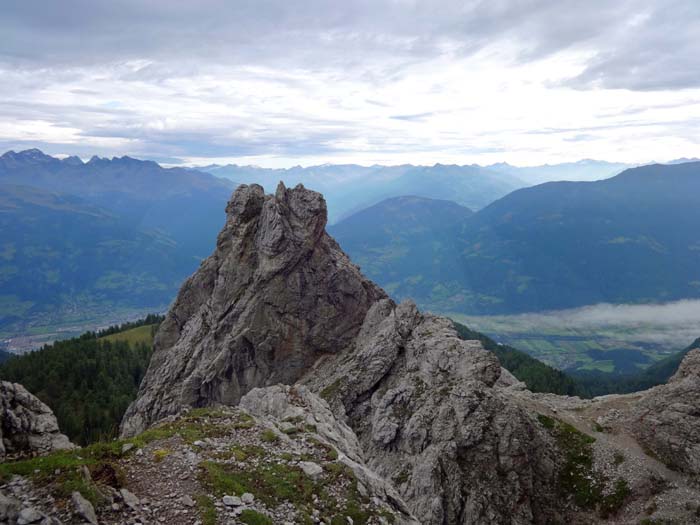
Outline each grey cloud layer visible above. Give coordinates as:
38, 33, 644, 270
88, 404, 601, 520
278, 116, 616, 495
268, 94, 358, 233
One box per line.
0, 0, 698, 163
2, 0, 697, 90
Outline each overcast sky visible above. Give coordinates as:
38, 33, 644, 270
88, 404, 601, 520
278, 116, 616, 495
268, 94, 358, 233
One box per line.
1, 0, 699, 167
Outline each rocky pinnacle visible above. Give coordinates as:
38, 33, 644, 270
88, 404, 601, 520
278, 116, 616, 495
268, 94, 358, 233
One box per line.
121, 183, 386, 437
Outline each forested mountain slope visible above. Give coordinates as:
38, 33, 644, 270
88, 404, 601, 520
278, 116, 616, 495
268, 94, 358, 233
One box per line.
0, 149, 233, 333
329, 196, 473, 299
0, 185, 188, 332
335, 162, 700, 314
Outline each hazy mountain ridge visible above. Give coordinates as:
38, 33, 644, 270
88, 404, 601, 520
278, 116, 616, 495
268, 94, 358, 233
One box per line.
328, 196, 473, 301
200, 162, 524, 222
198, 158, 640, 222
0, 150, 234, 335
0, 149, 234, 259
486, 159, 634, 184
3, 149, 698, 346
0, 183, 188, 333
0, 149, 233, 196
334, 161, 700, 316
460, 161, 700, 312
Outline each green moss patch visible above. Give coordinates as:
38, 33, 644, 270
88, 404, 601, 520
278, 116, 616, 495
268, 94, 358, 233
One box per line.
0, 441, 125, 507
307, 437, 339, 461
199, 458, 388, 525
233, 412, 256, 430
538, 414, 630, 517
260, 429, 279, 443
320, 379, 342, 401
196, 494, 217, 525
0, 408, 242, 509
599, 479, 631, 519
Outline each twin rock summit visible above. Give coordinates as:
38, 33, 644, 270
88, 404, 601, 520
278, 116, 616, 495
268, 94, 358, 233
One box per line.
3, 183, 700, 524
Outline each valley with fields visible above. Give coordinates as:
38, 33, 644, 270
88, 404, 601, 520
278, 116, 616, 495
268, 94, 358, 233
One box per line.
450, 299, 700, 373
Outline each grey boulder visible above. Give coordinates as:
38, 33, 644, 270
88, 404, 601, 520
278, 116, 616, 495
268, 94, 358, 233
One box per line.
0, 381, 74, 461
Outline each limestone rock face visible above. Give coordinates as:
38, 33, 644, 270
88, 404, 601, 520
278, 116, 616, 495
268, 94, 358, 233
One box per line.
240, 384, 420, 524
629, 348, 700, 475
302, 300, 561, 525
121, 183, 386, 436
240, 384, 364, 465
0, 381, 74, 461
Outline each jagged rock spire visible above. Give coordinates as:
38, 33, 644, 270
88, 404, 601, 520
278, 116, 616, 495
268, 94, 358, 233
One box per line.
121, 183, 386, 436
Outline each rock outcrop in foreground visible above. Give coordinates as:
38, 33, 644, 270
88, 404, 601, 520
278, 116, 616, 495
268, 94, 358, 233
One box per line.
629, 348, 700, 475
2, 398, 418, 525
302, 300, 562, 524
0, 381, 74, 460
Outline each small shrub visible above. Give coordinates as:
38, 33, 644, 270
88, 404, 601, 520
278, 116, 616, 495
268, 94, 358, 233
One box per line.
233, 412, 256, 430
196, 494, 217, 525
307, 437, 338, 460
230, 444, 266, 461
320, 380, 342, 401
392, 468, 410, 485
261, 429, 279, 443
153, 449, 170, 462
599, 478, 630, 518
613, 452, 625, 466
240, 509, 273, 525
536, 414, 556, 430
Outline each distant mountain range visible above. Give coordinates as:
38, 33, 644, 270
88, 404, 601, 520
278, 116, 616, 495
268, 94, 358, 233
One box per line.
0, 149, 233, 334
197, 159, 642, 222
3, 148, 698, 338
0, 149, 234, 259
485, 159, 633, 185
333, 161, 700, 314
199, 163, 523, 222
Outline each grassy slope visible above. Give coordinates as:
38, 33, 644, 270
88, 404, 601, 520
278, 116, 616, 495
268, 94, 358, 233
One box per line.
100, 324, 156, 346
